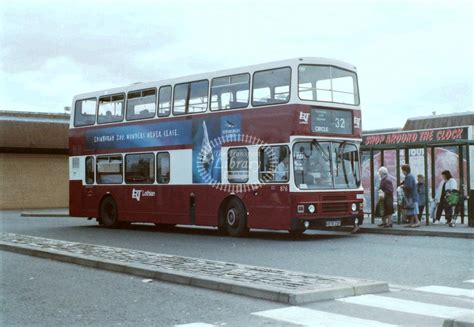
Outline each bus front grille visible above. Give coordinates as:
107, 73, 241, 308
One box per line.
321, 195, 348, 213
321, 202, 348, 213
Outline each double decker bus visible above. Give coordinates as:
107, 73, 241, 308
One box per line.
69, 57, 363, 236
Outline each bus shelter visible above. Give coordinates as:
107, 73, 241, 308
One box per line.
361, 126, 474, 226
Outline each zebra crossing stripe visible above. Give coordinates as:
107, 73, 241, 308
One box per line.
337, 294, 474, 319
252, 306, 397, 327
464, 279, 474, 284
415, 286, 474, 299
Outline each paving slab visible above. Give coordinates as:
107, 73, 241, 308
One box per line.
0, 232, 388, 304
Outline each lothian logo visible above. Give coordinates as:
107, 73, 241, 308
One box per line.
132, 188, 155, 201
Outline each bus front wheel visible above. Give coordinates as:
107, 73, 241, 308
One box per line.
99, 196, 120, 228
225, 199, 248, 237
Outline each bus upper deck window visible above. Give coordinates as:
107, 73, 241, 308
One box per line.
252, 67, 291, 107
298, 65, 359, 105
211, 74, 250, 111
126, 89, 157, 121
74, 98, 96, 127
158, 86, 172, 117
98, 94, 125, 124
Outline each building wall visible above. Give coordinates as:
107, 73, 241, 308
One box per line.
0, 153, 68, 209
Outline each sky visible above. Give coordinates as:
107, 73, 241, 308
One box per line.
0, 0, 472, 130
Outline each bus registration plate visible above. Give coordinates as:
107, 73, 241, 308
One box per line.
326, 220, 341, 227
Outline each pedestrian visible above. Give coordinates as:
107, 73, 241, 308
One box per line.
434, 170, 458, 226
377, 167, 394, 228
401, 164, 420, 227
417, 175, 426, 221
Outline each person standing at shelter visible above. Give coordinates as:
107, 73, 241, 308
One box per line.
434, 170, 458, 226
401, 164, 420, 227
377, 167, 394, 228
417, 175, 426, 222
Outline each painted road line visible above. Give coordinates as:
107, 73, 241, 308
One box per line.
464, 279, 474, 283
415, 286, 474, 299
252, 306, 397, 327
338, 294, 474, 319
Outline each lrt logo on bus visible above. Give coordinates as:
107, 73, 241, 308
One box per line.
132, 188, 156, 201
299, 112, 309, 124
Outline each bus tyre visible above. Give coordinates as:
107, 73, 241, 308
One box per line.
225, 199, 248, 237
99, 196, 120, 228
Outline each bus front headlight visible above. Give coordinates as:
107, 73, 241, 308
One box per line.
308, 204, 316, 213
351, 203, 357, 211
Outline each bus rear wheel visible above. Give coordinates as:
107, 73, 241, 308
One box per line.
99, 196, 120, 228
225, 199, 248, 237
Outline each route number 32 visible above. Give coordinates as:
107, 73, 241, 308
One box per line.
335, 118, 345, 129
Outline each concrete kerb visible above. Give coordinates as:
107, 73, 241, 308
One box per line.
443, 314, 474, 327
353, 282, 390, 296
20, 212, 70, 218
0, 238, 389, 305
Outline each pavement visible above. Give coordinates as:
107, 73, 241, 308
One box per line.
20, 208, 474, 239
341, 217, 474, 239
0, 232, 388, 305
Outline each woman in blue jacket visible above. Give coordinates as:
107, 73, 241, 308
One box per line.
401, 164, 420, 227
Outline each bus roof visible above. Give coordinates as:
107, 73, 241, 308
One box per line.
73, 57, 357, 101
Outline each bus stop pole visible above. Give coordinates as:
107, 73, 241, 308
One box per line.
396, 148, 401, 224
459, 145, 465, 224
466, 142, 471, 196
431, 146, 436, 209
466, 143, 473, 227
370, 148, 375, 224
424, 145, 429, 225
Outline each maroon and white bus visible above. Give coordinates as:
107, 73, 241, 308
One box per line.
69, 57, 364, 236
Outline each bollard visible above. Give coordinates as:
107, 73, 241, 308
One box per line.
468, 190, 474, 227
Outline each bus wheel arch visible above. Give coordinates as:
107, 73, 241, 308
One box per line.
219, 196, 249, 237
98, 195, 120, 228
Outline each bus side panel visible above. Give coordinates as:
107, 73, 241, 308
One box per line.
155, 185, 186, 224
120, 185, 157, 222
69, 180, 84, 217
150, 185, 225, 226
241, 185, 292, 230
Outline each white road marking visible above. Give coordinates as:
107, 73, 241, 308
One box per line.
252, 306, 397, 327
174, 323, 215, 327
464, 279, 474, 283
338, 294, 474, 319
415, 286, 474, 299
